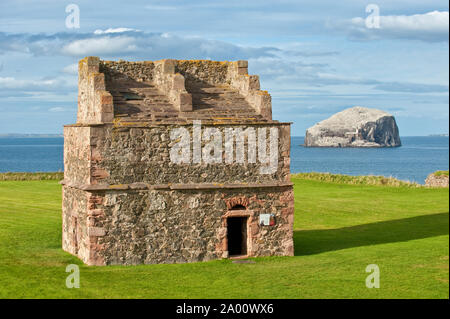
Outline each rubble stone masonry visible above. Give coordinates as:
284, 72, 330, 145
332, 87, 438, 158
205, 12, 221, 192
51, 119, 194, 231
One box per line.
62, 57, 294, 265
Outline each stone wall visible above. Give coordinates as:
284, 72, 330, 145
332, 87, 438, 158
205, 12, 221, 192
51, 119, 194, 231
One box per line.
62, 186, 90, 262
77, 57, 114, 124
174, 59, 272, 120
62, 186, 294, 265
62, 186, 108, 265
63, 57, 294, 266
153, 59, 192, 111
62, 121, 293, 265
100, 60, 155, 85
175, 60, 229, 86
425, 173, 449, 187
89, 57, 272, 119
85, 123, 291, 186
63, 126, 91, 185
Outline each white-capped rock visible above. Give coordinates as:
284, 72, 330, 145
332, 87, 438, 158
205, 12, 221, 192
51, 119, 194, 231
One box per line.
304, 106, 401, 147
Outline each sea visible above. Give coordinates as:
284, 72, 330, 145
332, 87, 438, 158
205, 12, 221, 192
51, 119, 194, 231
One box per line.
0, 136, 448, 184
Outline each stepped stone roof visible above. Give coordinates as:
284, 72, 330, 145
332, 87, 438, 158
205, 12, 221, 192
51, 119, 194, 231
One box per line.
74, 57, 278, 126
106, 77, 266, 123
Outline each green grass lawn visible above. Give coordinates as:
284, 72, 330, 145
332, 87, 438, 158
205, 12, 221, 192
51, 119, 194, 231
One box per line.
0, 178, 448, 299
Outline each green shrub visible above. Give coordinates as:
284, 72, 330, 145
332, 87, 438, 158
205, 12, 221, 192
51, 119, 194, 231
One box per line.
434, 170, 449, 177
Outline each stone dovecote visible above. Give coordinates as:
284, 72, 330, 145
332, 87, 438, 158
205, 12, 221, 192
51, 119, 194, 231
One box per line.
61, 56, 294, 265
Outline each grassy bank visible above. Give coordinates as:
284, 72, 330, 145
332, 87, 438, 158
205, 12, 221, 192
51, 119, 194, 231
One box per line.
0, 171, 424, 186
292, 172, 420, 187
0, 177, 448, 298
0, 172, 64, 181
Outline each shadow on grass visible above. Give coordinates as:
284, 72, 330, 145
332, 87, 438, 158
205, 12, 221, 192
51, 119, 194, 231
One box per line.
294, 212, 449, 256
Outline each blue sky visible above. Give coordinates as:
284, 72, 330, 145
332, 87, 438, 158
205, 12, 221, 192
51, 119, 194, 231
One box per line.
0, 0, 448, 136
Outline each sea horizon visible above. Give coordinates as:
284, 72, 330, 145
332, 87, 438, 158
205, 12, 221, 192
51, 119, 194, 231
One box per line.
0, 133, 448, 138
0, 135, 448, 184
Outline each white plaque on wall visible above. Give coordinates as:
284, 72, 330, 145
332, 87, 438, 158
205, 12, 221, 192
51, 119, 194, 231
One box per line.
259, 214, 271, 226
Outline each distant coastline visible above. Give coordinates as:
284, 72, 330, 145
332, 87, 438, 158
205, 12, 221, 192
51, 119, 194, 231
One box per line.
0, 136, 448, 183
428, 133, 449, 137
1, 134, 448, 138
0, 134, 63, 138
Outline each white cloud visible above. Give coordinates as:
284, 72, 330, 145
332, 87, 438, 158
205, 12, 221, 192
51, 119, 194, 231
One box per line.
62, 63, 78, 75
0, 75, 76, 100
0, 30, 278, 60
378, 11, 447, 33
93, 28, 139, 35
144, 5, 178, 11
61, 36, 138, 56
342, 11, 449, 42
0, 76, 59, 89
250, 58, 448, 93
48, 107, 67, 112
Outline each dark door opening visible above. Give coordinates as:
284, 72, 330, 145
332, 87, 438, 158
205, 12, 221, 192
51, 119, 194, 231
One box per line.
227, 217, 248, 256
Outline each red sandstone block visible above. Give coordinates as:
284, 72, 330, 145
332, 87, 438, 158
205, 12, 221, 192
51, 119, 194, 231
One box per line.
87, 209, 105, 216
88, 195, 104, 204
172, 74, 185, 90
251, 225, 259, 236
87, 248, 105, 266
248, 75, 260, 90
101, 112, 114, 123
288, 214, 294, 224
280, 207, 291, 217
283, 241, 294, 256
87, 217, 96, 227
162, 59, 175, 74
217, 227, 227, 238
225, 196, 250, 210
237, 60, 248, 68
88, 196, 104, 210
237, 67, 248, 75
179, 92, 192, 111
100, 92, 113, 105
90, 148, 102, 162
88, 227, 105, 237
221, 239, 227, 251
92, 73, 106, 91
85, 56, 99, 66
91, 167, 109, 179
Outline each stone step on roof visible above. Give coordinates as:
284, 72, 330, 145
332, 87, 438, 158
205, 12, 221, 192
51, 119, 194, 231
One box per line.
179, 112, 265, 122
108, 79, 266, 122
186, 81, 254, 113
110, 81, 178, 118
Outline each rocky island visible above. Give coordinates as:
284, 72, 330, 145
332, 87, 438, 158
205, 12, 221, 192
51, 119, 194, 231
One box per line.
304, 106, 401, 148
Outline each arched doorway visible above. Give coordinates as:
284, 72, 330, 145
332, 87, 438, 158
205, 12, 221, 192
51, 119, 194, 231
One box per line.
226, 204, 250, 257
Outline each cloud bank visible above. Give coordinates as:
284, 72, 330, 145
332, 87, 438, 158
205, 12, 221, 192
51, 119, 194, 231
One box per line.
338, 11, 449, 42
0, 29, 280, 61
